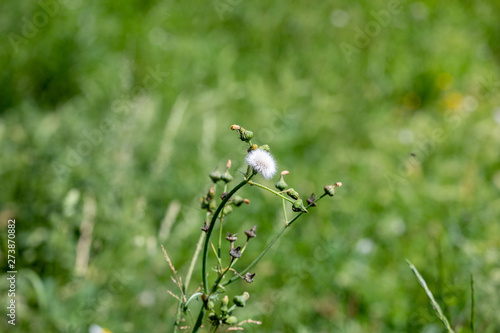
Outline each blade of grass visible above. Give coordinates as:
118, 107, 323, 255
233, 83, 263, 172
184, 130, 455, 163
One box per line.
406, 259, 455, 333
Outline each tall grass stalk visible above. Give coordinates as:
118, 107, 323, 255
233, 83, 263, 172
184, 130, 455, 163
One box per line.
406, 259, 455, 333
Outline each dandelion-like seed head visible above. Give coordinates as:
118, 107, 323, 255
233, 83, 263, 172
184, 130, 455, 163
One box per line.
245, 149, 277, 180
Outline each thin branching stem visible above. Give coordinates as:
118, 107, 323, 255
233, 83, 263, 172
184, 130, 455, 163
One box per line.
248, 180, 295, 203
218, 183, 228, 260
222, 194, 327, 287
281, 198, 288, 224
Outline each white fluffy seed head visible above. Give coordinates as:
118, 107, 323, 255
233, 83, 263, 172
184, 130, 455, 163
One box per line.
245, 149, 277, 180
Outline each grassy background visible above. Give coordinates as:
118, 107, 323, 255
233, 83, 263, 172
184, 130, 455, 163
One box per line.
1, 0, 500, 332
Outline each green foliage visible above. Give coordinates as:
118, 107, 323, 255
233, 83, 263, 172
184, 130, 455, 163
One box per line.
1, 0, 500, 332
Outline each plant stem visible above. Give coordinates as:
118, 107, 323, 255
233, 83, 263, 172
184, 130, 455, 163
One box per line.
184, 292, 204, 310
281, 198, 288, 224
248, 180, 295, 203
218, 184, 228, 260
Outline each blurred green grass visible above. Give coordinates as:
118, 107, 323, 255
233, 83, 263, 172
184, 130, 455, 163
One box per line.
1, 0, 500, 332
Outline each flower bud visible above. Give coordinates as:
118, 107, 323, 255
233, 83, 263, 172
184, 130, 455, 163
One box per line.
206, 300, 215, 310
287, 188, 300, 200
208, 311, 218, 322
209, 170, 222, 183
233, 292, 250, 307
324, 183, 342, 197
221, 295, 229, 313
259, 144, 270, 152
207, 187, 216, 200
208, 198, 217, 212
222, 205, 233, 216
232, 195, 244, 206
292, 199, 308, 213
221, 170, 233, 183
238, 128, 253, 142
224, 316, 238, 325
247, 144, 258, 152
200, 197, 209, 209
275, 175, 288, 191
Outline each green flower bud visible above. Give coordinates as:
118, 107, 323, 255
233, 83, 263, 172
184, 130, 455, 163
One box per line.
232, 195, 244, 206
292, 199, 308, 213
222, 205, 233, 216
208, 311, 218, 322
239, 128, 253, 142
207, 300, 215, 310
275, 176, 288, 191
207, 187, 216, 200
200, 198, 209, 209
225, 316, 238, 325
221, 170, 233, 183
324, 183, 342, 196
221, 295, 229, 313
231, 124, 254, 142
259, 144, 270, 152
209, 198, 217, 212
287, 188, 300, 200
233, 292, 250, 307
209, 170, 222, 183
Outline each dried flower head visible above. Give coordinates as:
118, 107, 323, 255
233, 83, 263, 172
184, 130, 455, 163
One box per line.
244, 272, 256, 283
226, 232, 237, 243
229, 246, 242, 259
245, 149, 277, 180
245, 225, 257, 239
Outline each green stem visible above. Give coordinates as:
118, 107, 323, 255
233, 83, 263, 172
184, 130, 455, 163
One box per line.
281, 198, 288, 224
184, 292, 204, 311
248, 181, 295, 203
210, 324, 219, 333
218, 184, 228, 260
192, 306, 205, 333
